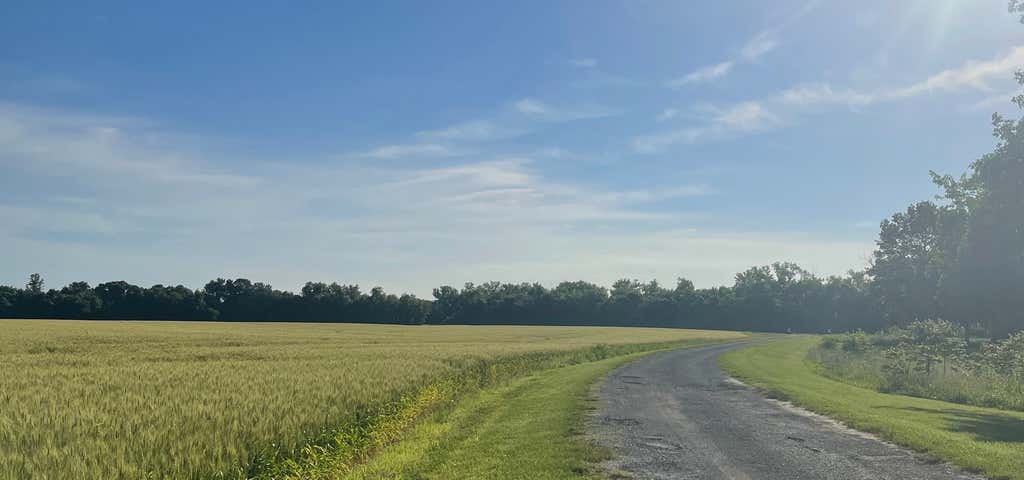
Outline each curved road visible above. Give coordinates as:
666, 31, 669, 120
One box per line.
590, 342, 983, 480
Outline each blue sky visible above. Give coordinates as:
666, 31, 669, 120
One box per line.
2, 0, 1023, 296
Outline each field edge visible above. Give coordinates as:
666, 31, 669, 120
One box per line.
343, 338, 744, 479
259, 336, 744, 479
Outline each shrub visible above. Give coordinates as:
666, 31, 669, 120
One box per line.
811, 320, 1024, 411
982, 332, 1024, 394
840, 331, 871, 353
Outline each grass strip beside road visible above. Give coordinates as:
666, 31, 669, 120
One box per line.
345, 340, 733, 480
719, 337, 1024, 480
258, 342, 667, 479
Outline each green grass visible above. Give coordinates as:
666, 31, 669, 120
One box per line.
719, 337, 1024, 480
345, 348, 678, 480
0, 320, 744, 479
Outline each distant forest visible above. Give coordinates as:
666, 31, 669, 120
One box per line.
0, 266, 881, 333
4, 76, 1024, 337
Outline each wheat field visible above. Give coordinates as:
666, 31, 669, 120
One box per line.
0, 320, 743, 479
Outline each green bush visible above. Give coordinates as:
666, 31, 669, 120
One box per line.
811, 321, 1024, 411
841, 331, 872, 352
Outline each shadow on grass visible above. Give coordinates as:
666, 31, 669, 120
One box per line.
877, 406, 1024, 443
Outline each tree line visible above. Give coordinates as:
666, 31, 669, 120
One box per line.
0, 264, 878, 333
0, 275, 430, 324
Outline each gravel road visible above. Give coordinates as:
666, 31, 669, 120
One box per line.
589, 341, 984, 480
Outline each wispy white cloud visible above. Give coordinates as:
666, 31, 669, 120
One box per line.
708, 102, 781, 130
669, 61, 734, 87
776, 83, 876, 109
514, 98, 550, 115
893, 46, 1024, 97
667, 31, 774, 88
657, 108, 679, 121
415, 120, 523, 142
386, 158, 534, 189
351, 97, 619, 169
633, 102, 781, 153
412, 98, 619, 147
354, 143, 457, 160
667, 0, 822, 89
740, 31, 779, 60
512, 97, 618, 121
569, 58, 597, 68
768, 0, 823, 34
533, 147, 575, 159
0, 103, 260, 188
640, 46, 1024, 153
601, 185, 714, 203
778, 46, 1024, 109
